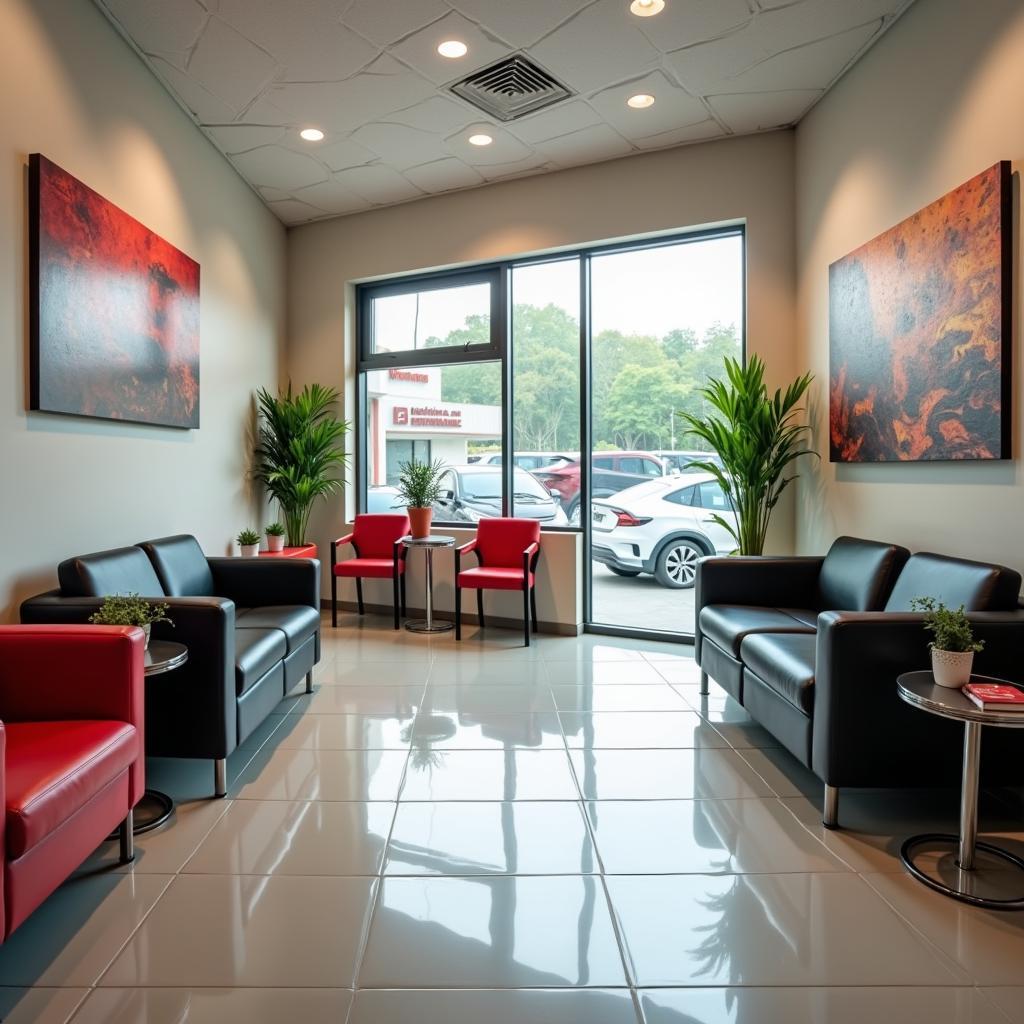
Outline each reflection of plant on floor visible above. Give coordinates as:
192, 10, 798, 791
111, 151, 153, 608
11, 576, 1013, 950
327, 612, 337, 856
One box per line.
690, 876, 773, 991
402, 715, 456, 773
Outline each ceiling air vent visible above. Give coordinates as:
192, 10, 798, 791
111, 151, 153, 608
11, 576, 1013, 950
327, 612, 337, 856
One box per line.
450, 54, 573, 122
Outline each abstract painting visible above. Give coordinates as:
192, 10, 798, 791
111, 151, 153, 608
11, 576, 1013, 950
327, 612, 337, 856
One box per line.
29, 154, 200, 428
829, 162, 1011, 462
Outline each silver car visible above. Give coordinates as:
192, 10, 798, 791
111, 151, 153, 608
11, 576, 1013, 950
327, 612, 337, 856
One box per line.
434, 465, 568, 526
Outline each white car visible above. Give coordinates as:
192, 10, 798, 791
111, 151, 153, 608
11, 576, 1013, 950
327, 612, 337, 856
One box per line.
590, 473, 736, 589
473, 451, 576, 471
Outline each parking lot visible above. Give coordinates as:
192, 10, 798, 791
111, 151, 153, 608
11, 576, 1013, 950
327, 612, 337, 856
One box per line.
591, 562, 696, 635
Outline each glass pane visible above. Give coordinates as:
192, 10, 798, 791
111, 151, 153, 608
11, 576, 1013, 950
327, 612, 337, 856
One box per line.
370, 282, 491, 355
589, 234, 744, 636
512, 259, 580, 525
365, 362, 505, 523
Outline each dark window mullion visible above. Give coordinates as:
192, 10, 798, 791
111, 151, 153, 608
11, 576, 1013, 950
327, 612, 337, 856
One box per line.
499, 265, 513, 518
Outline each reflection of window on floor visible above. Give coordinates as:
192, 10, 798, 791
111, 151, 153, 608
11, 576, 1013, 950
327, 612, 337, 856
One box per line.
385, 439, 430, 485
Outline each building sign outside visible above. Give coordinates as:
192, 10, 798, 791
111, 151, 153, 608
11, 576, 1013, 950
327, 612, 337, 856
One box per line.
392, 405, 463, 429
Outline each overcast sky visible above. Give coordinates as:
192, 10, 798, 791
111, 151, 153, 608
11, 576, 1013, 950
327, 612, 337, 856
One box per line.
374, 233, 743, 351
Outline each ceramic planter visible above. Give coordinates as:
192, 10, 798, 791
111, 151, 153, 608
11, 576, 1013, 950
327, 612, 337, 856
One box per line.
141, 623, 151, 650
266, 534, 285, 553
931, 647, 974, 688
408, 506, 433, 539
240, 543, 261, 558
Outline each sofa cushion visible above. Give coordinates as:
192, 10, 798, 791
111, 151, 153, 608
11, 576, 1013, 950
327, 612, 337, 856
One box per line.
139, 535, 215, 597
740, 633, 817, 715
235, 627, 287, 696
700, 605, 817, 658
58, 547, 165, 599
236, 606, 320, 654
817, 536, 910, 611
5, 720, 139, 859
885, 553, 1023, 612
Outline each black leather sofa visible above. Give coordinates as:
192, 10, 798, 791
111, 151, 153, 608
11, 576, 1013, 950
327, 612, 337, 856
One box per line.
696, 536, 1024, 828
21, 535, 320, 797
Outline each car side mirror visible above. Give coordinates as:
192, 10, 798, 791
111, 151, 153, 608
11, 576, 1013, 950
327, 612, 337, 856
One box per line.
441, 490, 455, 501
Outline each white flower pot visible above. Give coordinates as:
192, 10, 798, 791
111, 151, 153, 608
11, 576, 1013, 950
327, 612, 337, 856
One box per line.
240, 543, 261, 558
267, 534, 285, 553
931, 647, 974, 688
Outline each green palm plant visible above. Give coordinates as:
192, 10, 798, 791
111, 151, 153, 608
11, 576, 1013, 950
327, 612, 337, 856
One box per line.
254, 383, 349, 547
680, 355, 816, 555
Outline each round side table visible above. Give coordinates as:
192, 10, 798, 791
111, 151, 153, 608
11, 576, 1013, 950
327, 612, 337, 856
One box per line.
122, 639, 188, 835
897, 671, 1024, 910
402, 535, 455, 634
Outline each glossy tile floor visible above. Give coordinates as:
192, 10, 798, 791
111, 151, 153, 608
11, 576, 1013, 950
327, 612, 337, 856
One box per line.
2, 614, 1024, 1023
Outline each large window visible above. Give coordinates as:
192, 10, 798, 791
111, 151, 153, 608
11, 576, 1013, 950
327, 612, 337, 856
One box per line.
355, 228, 746, 639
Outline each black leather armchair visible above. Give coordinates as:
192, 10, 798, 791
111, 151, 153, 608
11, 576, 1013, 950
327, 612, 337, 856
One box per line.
21, 536, 321, 798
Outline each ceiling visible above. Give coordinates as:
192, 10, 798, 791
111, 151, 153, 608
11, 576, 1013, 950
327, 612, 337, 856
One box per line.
95, 0, 915, 226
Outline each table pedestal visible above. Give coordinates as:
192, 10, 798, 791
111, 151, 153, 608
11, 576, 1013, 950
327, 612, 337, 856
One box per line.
405, 541, 454, 634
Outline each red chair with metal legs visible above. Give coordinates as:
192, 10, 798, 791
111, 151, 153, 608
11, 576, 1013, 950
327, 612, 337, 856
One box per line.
331, 514, 410, 630
455, 518, 541, 647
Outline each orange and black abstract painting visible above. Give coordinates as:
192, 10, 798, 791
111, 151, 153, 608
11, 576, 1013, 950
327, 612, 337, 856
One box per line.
29, 155, 200, 429
829, 162, 1011, 462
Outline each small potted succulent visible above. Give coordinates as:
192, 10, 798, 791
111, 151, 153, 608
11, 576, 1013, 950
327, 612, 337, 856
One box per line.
88, 593, 173, 650
237, 528, 261, 558
265, 522, 286, 553
395, 457, 446, 539
911, 597, 985, 688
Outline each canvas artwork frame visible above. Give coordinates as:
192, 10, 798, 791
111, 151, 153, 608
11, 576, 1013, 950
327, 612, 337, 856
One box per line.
29, 154, 200, 429
829, 161, 1011, 463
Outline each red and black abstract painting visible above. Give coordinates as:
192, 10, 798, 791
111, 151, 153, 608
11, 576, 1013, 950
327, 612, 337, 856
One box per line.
829, 162, 1011, 462
29, 154, 200, 429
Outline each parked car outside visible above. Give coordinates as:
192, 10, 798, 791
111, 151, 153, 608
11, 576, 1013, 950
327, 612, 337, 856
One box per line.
590, 472, 736, 588
654, 450, 725, 475
366, 485, 401, 514
433, 465, 569, 526
535, 451, 667, 526
474, 451, 576, 471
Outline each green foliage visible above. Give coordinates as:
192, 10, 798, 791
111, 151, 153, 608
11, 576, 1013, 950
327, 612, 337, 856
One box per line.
395, 457, 446, 508
89, 593, 173, 628
680, 355, 816, 556
910, 597, 985, 653
254, 383, 349, 547
265, 522, 285, 537
604, 364, 689, 450
237, 528, 261, 546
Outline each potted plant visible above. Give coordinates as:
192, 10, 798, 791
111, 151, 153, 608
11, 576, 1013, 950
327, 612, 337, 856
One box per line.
911, 597, 985, 688
265, 522, 286, 553
254, 383, 349, 547
237, 528, 261, 558
395, 457, 446, 539
681, 355, 816, 555
88, 593, 173, 650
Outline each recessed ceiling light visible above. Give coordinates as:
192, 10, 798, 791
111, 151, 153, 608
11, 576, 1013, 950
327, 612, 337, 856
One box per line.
627, 93, 655, 109
299, 127, 325, 142
437, 39, 468, 58
630, 0, 665, 16
468, 133, 493, 146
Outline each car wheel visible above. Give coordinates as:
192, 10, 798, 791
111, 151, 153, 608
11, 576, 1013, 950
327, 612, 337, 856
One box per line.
607, 566, 642, 578
654, 540, 702, 589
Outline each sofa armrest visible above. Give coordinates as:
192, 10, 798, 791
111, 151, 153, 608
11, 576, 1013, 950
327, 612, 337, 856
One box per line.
812, 609, 1024, 786
208, 557, 320, 610
0, 625, 144, 728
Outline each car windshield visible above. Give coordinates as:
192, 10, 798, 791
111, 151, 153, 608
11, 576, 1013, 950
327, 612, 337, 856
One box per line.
459, 468, 550, 502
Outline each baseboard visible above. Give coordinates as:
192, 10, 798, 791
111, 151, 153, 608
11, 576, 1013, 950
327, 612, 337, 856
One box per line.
320, 598, 581, 637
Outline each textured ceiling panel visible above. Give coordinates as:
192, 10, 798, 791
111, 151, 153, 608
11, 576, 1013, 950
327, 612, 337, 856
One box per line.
94, 0, 916, 225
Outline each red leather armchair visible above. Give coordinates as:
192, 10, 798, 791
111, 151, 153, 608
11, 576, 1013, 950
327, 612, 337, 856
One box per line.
331, 514, 411, 630
0, 625, 144, 942
455, 518, 542, 646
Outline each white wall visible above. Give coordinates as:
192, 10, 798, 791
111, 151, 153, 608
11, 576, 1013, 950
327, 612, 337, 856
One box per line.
288, 131, 797, 627
0, 0, 286, 619
795, 0, 1024, 568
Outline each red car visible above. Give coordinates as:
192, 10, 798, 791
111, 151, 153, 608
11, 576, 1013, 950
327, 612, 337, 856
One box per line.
534, 451, 667, 526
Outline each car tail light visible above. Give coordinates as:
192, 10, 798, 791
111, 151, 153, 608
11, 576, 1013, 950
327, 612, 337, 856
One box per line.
612, 509, 651, 527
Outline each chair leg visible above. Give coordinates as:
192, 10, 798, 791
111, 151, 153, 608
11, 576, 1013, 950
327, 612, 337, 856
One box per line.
119, 810, 134, 863
530, 587, 538, 633
523, 587, 530, 647
331, 575, 338, 627
700, 671, 709, 696
214, 758, 227, 798
305, 669, 314, 694
455, 586, 462, 641
823, 785, 840, 830
356, 578, 365, 616
393, 573, 400, 630
476, 589, 485, 628
400, 574, 407, 616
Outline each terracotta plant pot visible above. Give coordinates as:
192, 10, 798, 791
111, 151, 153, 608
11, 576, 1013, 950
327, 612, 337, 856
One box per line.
266, 534, 285, 553
931, 647, 974, 688
408, 506, 433, 539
